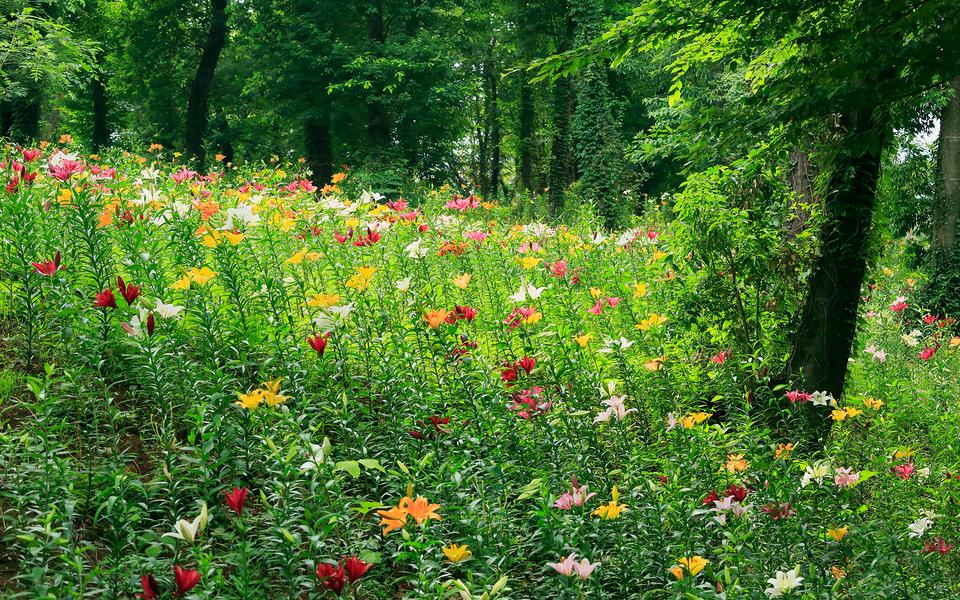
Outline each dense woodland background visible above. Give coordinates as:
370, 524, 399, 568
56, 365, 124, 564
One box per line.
3, 0, 960, 403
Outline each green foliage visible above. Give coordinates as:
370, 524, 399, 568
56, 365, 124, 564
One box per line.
0, 145, 958, 599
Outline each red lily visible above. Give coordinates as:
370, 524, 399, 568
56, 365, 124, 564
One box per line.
307, 332, 330, 356
22, 148, 41, 162
429, 415, 451, 431
725, 484, 749, 502
919, 345, 938, 361
760, 502, 794, 520
32, 251, 62, 276
516, 356, 536, 375
94, 289, 117, 308
173, 565, 200, 596
224, 486, 249, 515
344, 556, 372, 581
316, 562, 347, 594
138, 574, 160, 599
702, 490, 719, 505
548, 260, 568, 278
892, 463, 915, 480
923, 536, 954, 555
117, 276, 142, 305
453, 305, 478, 322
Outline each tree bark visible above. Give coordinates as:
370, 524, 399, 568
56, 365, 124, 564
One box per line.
3, 93, 42, 143
933, 78, 960, 260
926, 77, 960, 315
482, 38, 501, 199
785, 148, 818, 237
547, 12, 575, 215
785, 106, 887, 438
91, 54, 109, 151
185, 0, 228, 171
518, 75, 535, 191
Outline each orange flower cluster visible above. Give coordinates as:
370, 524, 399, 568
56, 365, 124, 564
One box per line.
376, 495, 441, 534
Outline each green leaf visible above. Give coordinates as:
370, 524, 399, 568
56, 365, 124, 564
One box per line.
335, 460, 361, 478
359, 458, 385, 472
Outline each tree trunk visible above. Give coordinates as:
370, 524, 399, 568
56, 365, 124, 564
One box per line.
518, 75, 536, 191
482, 38, 501, 199
185, 0, 228, 171
926, 77, 960, 315
785, 106, 887, 438
366, 0, 391, 153
91, 55, 109, 151
785, 148, 818, 237
571, 0, 624, 229
305, 112, 333, 186
547, 12, 575, 215
933, 78, 960, 261
0, 100, 11, 136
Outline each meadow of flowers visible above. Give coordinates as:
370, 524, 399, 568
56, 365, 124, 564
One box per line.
1, 141, 959, 598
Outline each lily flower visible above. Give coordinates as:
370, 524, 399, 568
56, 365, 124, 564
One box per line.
32, 251, 62, 276
166, 503, 208, 544
224, 487, 249, 516
443, 544, 473, 563
554, 475, 596, 510
765, 568, 803, 598
138, 574, 160, 599
923, 536, 954, 555
117, 277, 142, 305
316, 562, 347, 594
94, 288, 117, 308
592, 486, 628, 519
173, 565, 201, 597
670, 555, 708, 580
307, 332, 330, 356
344, 556, 372, 581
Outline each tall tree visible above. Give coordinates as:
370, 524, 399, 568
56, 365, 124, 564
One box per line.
91, 50, 109, 150
570, 0, 624, 228
0, 2, 89, 142
365, 0, 391, 153
185, 0, 228, 169
929, 78, 960, 314
546, 5, 574, 215
480, 37, 502, 198
537, 0, 960, 438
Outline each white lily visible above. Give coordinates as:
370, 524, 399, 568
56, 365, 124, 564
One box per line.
166, 503, 208, 544
154, 299, 185, 319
